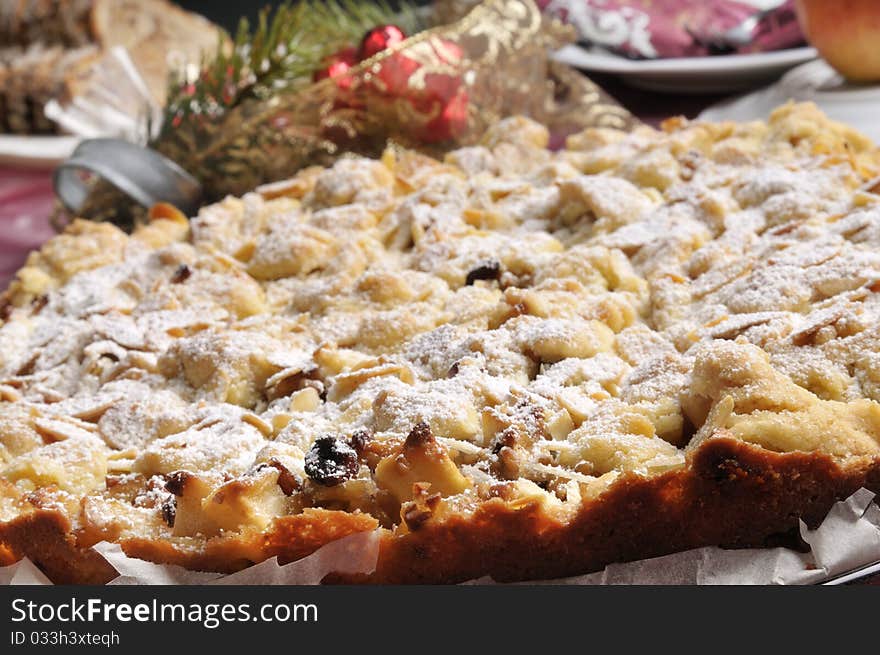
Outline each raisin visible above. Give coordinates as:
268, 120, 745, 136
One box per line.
170, 264, 192, 284
164, 470, 190, 496
465, 260, 501, 286
304, 436, 358, 486
160, 496, 177, 527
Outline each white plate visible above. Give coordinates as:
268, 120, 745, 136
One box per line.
553, 45, 817, 93
0, 135, 81, 169
700, 59, 880, 144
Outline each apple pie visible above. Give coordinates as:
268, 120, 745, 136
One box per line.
2, 102, 880, 583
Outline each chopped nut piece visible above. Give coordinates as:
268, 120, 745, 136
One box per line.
348, 429, 373, 456
401, 483, 443, 531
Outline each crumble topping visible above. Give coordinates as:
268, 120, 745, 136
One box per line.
2, 103, 880, 548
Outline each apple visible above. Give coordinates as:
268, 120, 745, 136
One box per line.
795, 0, 880, 82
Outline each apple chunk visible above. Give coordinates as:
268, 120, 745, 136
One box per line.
374, 422, 471, 504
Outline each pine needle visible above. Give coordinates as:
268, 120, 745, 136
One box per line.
158, 0, 419, 139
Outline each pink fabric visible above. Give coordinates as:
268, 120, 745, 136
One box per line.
540, 0, 804, 59
0, 168, 57, 291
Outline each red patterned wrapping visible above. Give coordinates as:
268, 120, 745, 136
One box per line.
539, 0, 805, 59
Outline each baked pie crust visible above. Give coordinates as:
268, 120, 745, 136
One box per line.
2, 103, 880, 583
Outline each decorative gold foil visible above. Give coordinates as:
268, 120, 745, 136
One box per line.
79, 0, 635, 222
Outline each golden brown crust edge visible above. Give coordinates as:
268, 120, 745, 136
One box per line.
0, 508, 379, 584
3, 438, 879, 584
357, 438, 880, 583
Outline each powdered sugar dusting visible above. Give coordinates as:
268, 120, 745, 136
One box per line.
2, 105, 880, 548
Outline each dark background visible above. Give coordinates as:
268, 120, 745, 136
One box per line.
177, 0, 430, 32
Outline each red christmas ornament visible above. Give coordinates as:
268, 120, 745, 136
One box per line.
316, 25, 470, 145
359, 24, 407, 60
375, 52, 420, 96
421, 88, 469, 143
313, 46, 358, 90
366, 34, 469, 143
433, 38, 464, 66
413, 39, 468, 142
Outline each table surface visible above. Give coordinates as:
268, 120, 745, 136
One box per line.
0, 167, 57, 289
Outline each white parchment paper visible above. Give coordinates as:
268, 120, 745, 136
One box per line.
2, 490, 879, 585
510, 488, 880, 585
1, 530, 380, 586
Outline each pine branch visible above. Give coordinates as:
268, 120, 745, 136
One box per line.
157, 0, 419, 139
